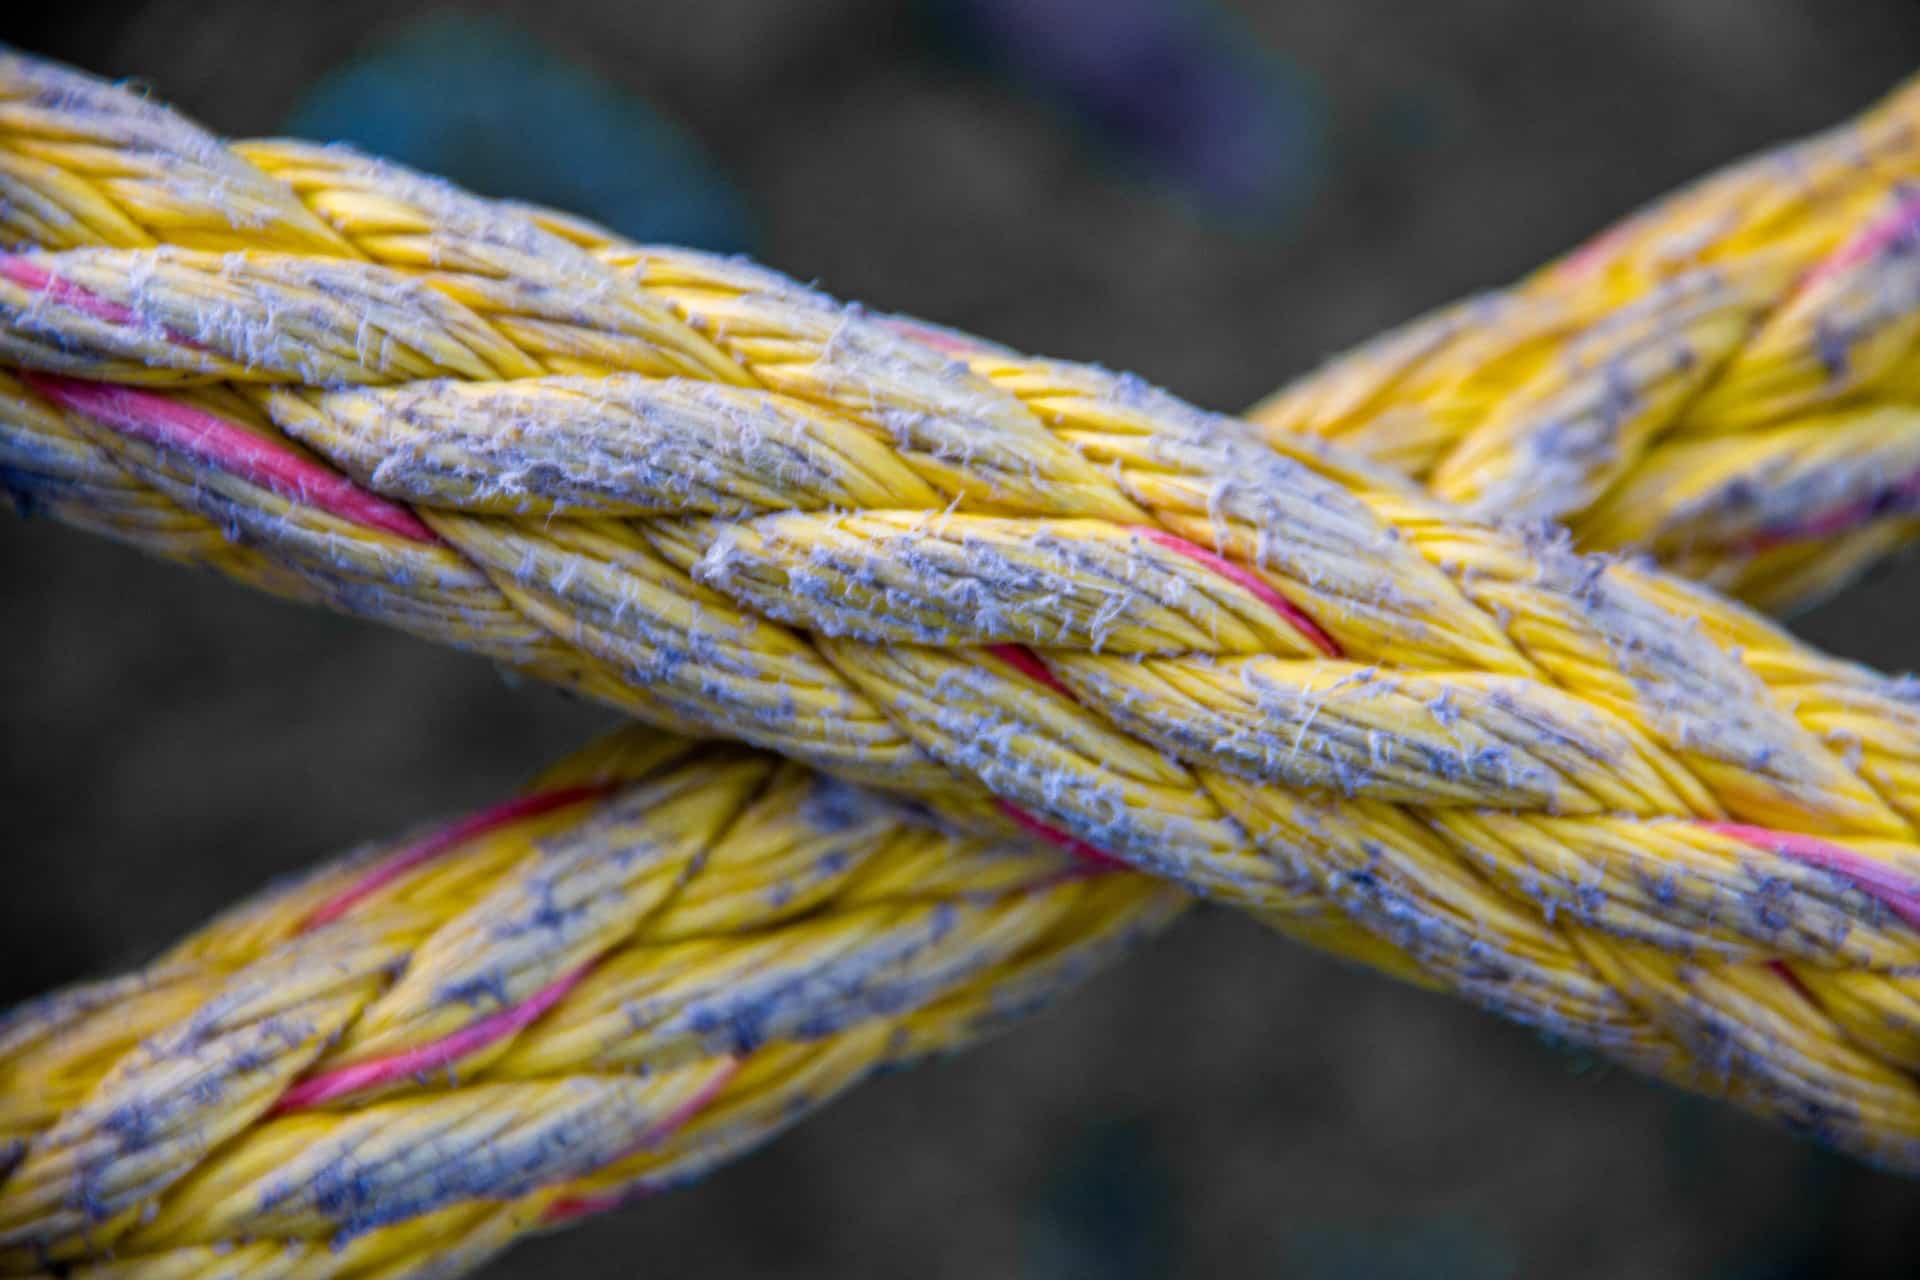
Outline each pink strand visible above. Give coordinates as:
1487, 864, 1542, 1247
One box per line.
984, 529, 1344, 872
1706, 821, 1920, 931
1801, 189, 1920, 288
0, 255, 206, 349
985, 643, 1076, 699
878, 314, 990, 357
538, 1057, 745, 1224
1131, 526, 1342, 657
270, 961, 597, 1114
1742, 468, 1920, 549
1548, 219, 1638, 286
1767, 958, 1822, 1009
25, 373, 439, 542
996, 800, 1129, 872
300, 784, 614, 932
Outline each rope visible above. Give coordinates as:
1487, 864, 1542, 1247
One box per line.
0, 726, 1178, 1274
13, 48, 1920, 1190
1251, 73, 1920, 613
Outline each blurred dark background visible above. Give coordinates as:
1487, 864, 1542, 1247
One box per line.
6, 2, 1920, 1276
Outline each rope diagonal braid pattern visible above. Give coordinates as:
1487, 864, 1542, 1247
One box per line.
0, 725, 1177, 1276
1252, 73, 1920, 613
14, 51, 1920, 1170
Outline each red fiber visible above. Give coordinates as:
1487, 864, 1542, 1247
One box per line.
1802, 190, 1920, 287
985, 643, 1075, 699
25, 373, 439, 543
0, 255, 206, 349
270, 961, 597, 1113
996, 800, 1129, 872
1550, 220, 1637, 285
879, 315, 988, 357
300, 784, 614, 932
538, 1057, 744, 1223
1742, 468, 1920, 549
1767, 958, 1821, 1009
1706, 821, 1920, 931
538, 1187, 644, 1225
1131, 526, 1342, 657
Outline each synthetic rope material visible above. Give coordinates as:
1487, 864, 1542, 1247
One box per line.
0, 727, 1175, 1276
1252, 74, 1920, 613
12, 52, 1920, 1177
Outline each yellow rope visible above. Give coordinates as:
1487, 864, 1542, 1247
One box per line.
1251, 73, 1920, 613
13, 48, 1920, 1210
0, 726, 1178, 1275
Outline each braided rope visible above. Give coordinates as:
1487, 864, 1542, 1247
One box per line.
0, 725, 1176, 1275
13, 51, 1920, 1178
1252, 73, 1920, 613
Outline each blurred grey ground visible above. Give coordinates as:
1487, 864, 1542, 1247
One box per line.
6, 2, 1920, 1275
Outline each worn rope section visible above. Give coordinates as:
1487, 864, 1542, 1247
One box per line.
1252, 73, 1920, 613
14, 52, 1920, 1172
0, 725, 1177, 1276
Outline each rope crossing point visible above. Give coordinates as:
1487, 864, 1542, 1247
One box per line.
1253, 74, 1920, 613
13, 49, 1920, 1258
0, 729, 1177, 1273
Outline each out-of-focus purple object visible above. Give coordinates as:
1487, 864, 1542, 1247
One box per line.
936, 0, 1323, 218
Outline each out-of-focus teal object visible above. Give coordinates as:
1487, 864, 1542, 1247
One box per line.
283, 13, 755, 253
1025, 1114, 1180, 1279
1290, 1214, 1517, 1280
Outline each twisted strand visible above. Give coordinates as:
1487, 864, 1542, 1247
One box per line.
13, 52, 1920, 1172
0, 726, 1177, 1275
1251, 73, 1920, 613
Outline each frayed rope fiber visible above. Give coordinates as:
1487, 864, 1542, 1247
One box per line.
0, 728, 1177, 1274
1252, 75, 1920, 614
15, 46, 1920, 1244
